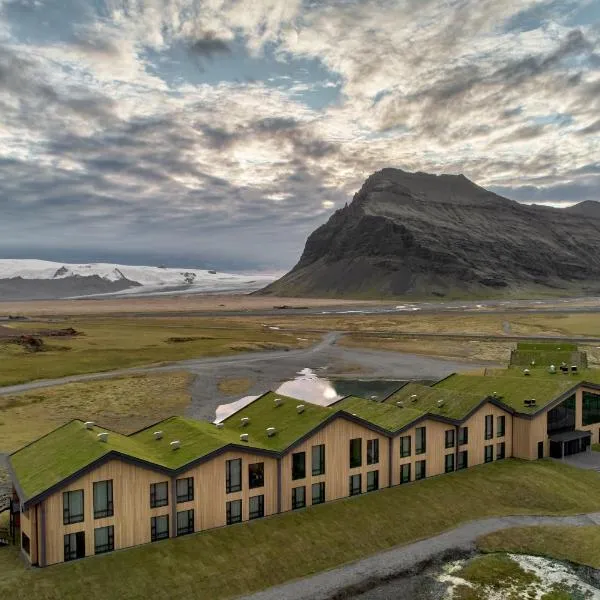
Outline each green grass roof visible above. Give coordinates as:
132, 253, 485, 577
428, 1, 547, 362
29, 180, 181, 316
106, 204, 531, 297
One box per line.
334, 396, 424, 431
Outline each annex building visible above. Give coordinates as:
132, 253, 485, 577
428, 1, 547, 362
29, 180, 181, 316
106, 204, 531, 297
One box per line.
7, 364, 600, 567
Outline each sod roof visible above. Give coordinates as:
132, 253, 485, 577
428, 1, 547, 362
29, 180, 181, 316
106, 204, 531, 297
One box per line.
333, 396, 424, 431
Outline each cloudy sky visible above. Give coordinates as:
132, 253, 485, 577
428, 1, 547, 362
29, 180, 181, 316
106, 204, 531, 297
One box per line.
0, 0, 599, 271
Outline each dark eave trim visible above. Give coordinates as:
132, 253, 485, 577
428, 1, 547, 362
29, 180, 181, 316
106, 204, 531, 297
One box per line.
220, 391, 271, 424
6, 457, 27, 505
380, 381, 410, 402
513, 382, 582, 419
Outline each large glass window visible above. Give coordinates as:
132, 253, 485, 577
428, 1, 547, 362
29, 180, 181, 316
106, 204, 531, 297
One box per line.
177, 509, 194, 535
496, 442, 506, 460
445, 453, 455, 473
150, 482, 169, 508
226, 500, 242, 524
547, 394, 576, 435
445, 429, 455, 449
151, 515, 169, 541
249, 495, 264, 520
416, 427, 426, 455
94, 525, 114, 554
497, 416, 506, 438
63, 490, 84, 525
312, 444, 325, 476
458, 427, 469, 446
484, 415, 493, 440
367, 439, 380, 465
176, 477, 194, 503
367, 470, 379, 492
583, 391, 600, 426
312, 482, 326, 505
93, 480, 113, 519
400, 463, 411, 484
457, 450, 468, 470
292, 452, 306, 480
349, 474, 362, 496
415, 460, 426, 480
349, 438, 362, 468
226, 459, 242, 493
292, 486, 306, 510
484, 445, 494, 463
400, 435, 411, 458
248, 463, 265, 489
64, 531, 85, 561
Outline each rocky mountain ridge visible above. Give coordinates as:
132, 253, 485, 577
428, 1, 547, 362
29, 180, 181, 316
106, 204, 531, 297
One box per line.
261, 168, 600, 298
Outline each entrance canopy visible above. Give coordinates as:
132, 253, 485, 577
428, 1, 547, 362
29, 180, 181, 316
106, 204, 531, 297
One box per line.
549, 430, 592, 444
549, 430, 592, 459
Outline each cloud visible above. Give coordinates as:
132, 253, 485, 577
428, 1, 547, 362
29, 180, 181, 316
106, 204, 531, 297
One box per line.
188, 32, 231, 58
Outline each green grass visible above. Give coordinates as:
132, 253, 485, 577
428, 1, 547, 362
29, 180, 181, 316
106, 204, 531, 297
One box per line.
0, 317, 317, 386
334, 395, 424, 429
477, 524, 600, 569
3, 460, 600, 599
516, 342, 578, 352
457, 553, 540, 589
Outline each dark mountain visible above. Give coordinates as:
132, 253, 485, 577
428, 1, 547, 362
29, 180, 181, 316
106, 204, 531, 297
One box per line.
260, 168, 600, 298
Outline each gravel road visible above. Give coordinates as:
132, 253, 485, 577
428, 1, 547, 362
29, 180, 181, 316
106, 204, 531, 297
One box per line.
241, 512, 600, 600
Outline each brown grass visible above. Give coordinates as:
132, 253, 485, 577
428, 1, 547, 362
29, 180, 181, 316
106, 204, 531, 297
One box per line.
216, 378, 254, 396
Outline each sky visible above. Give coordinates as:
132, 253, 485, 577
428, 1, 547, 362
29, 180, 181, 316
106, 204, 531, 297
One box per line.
0, 0, 599, 271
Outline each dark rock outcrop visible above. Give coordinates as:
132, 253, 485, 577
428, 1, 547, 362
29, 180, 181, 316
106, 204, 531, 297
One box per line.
260, 168, 600, 298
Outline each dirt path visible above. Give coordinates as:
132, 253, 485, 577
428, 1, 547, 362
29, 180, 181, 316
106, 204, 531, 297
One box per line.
240, 512, 600, 600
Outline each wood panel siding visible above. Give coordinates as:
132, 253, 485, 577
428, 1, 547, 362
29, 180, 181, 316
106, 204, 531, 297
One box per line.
513, 413, 547, 459
280, 418, 390, 509
20, 505, 37, 565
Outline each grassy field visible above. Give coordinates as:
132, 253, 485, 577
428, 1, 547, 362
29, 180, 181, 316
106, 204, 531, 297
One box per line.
0, 372, 192, 452
216, 377, 254, 395
477, 525, 600, 569
0, 317, 318, 386
1, 460, 600, 599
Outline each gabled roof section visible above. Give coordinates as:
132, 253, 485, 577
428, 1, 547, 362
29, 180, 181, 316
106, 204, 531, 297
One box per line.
334, 396, 424, 431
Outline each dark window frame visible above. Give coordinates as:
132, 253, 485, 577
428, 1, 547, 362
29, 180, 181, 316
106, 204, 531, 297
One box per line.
151, 515, 170, 541
176, 477, 194, 503
400, 462, 411, 484
349, 438, 362, 468
22, 532, 30, 555
415, 427, 427, 455
93, 480, 114, 519
400, 435, 411, 458
445, 453, 455, 473
457, 450, 468, 470
63, 489, 84, 525
311, 481, 326, 505
367, 439, 380, 465
445, 429, 455, 449
94, 525, 114, 555
485, 415, 494, 440
458, 426, 469, 446
226, 499, 242, 524
366, 470, 379, 492
64, 531, 85, 562
484, 444, 494, 463
415, 459, 426, 480
150, 481, 169, 508
292, 452, 306, 480
248, 462, 265, 489
349, 474, 362, 496
249, 494, 265, 520
496, 442, 506, 460
292, 486, 306, 510
226, 459, 242, 493
176, 509, 195, 535
583, 391, 600, 426
497, 415, 506, 438
312, 444, 325, 476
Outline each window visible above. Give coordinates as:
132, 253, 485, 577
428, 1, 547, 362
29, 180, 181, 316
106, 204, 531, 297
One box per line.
484, 444, 494, 463
292, 452, 306, 480
349, 438, 362, 468
367, 470, 379, 492
367, 439, 379, 465
445, 453, 455, 473
400, 463, 411, 484
292, 486, 306, 510
312, 482, 326, 505
400, 435, 411, 458
445, 429, 456, 449
496, 442, 506, 460
177, 509, 194, 535
485, 415, 493, 440
312, 444, 325, 476
176, 477, 194, 503
249, 495, 264, 520
22, 532, 30, 555
349, 474, 362, 496
226, 500, 242, 524
458, 427, 469, 446
63, 490, 84, 525
248, 463, 265, 489
497, 416, 506, 438
94, 525, 114, 554
64, 531, 85, 561
416, 427, 426, 455
547, 394, 576, 434
583, 391, 600, 426
415, 460, 426, 481
457, 450, 468, 470
93, 480, 113, 519
226, 459, 242, 493
151, 515, 169, 541
150, 482, 169, 508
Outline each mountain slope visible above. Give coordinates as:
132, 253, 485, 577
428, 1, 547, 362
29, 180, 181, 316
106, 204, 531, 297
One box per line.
260, 168, 600, 298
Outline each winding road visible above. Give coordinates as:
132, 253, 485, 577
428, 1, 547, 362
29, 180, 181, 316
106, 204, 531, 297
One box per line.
241, 512, 600, 600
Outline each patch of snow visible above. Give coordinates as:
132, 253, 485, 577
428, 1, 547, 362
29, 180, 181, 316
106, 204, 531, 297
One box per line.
214, 395, 260, 424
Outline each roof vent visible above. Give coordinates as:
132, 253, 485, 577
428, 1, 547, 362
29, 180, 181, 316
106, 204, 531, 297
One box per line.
296, 404, 305, 414
153, 431, 163, 441
170, 440, 181, 450
492, 392, 497, 398
241, 417, 250, 427
215, 422, 224, 429
571, 365, 578, 373
266, 427, 277, 437
240, 433, 249, 442
351, 413, 357, 416
549, 365, 556, 374
530, 398, 537, 406
523, 368, 530, 376
274, 398, 283, 407
396, 401, 404, 408
85, 421, 95, 430
97, 432, 109, 443
410, 394, 418, 402
437, 400, 445, 408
